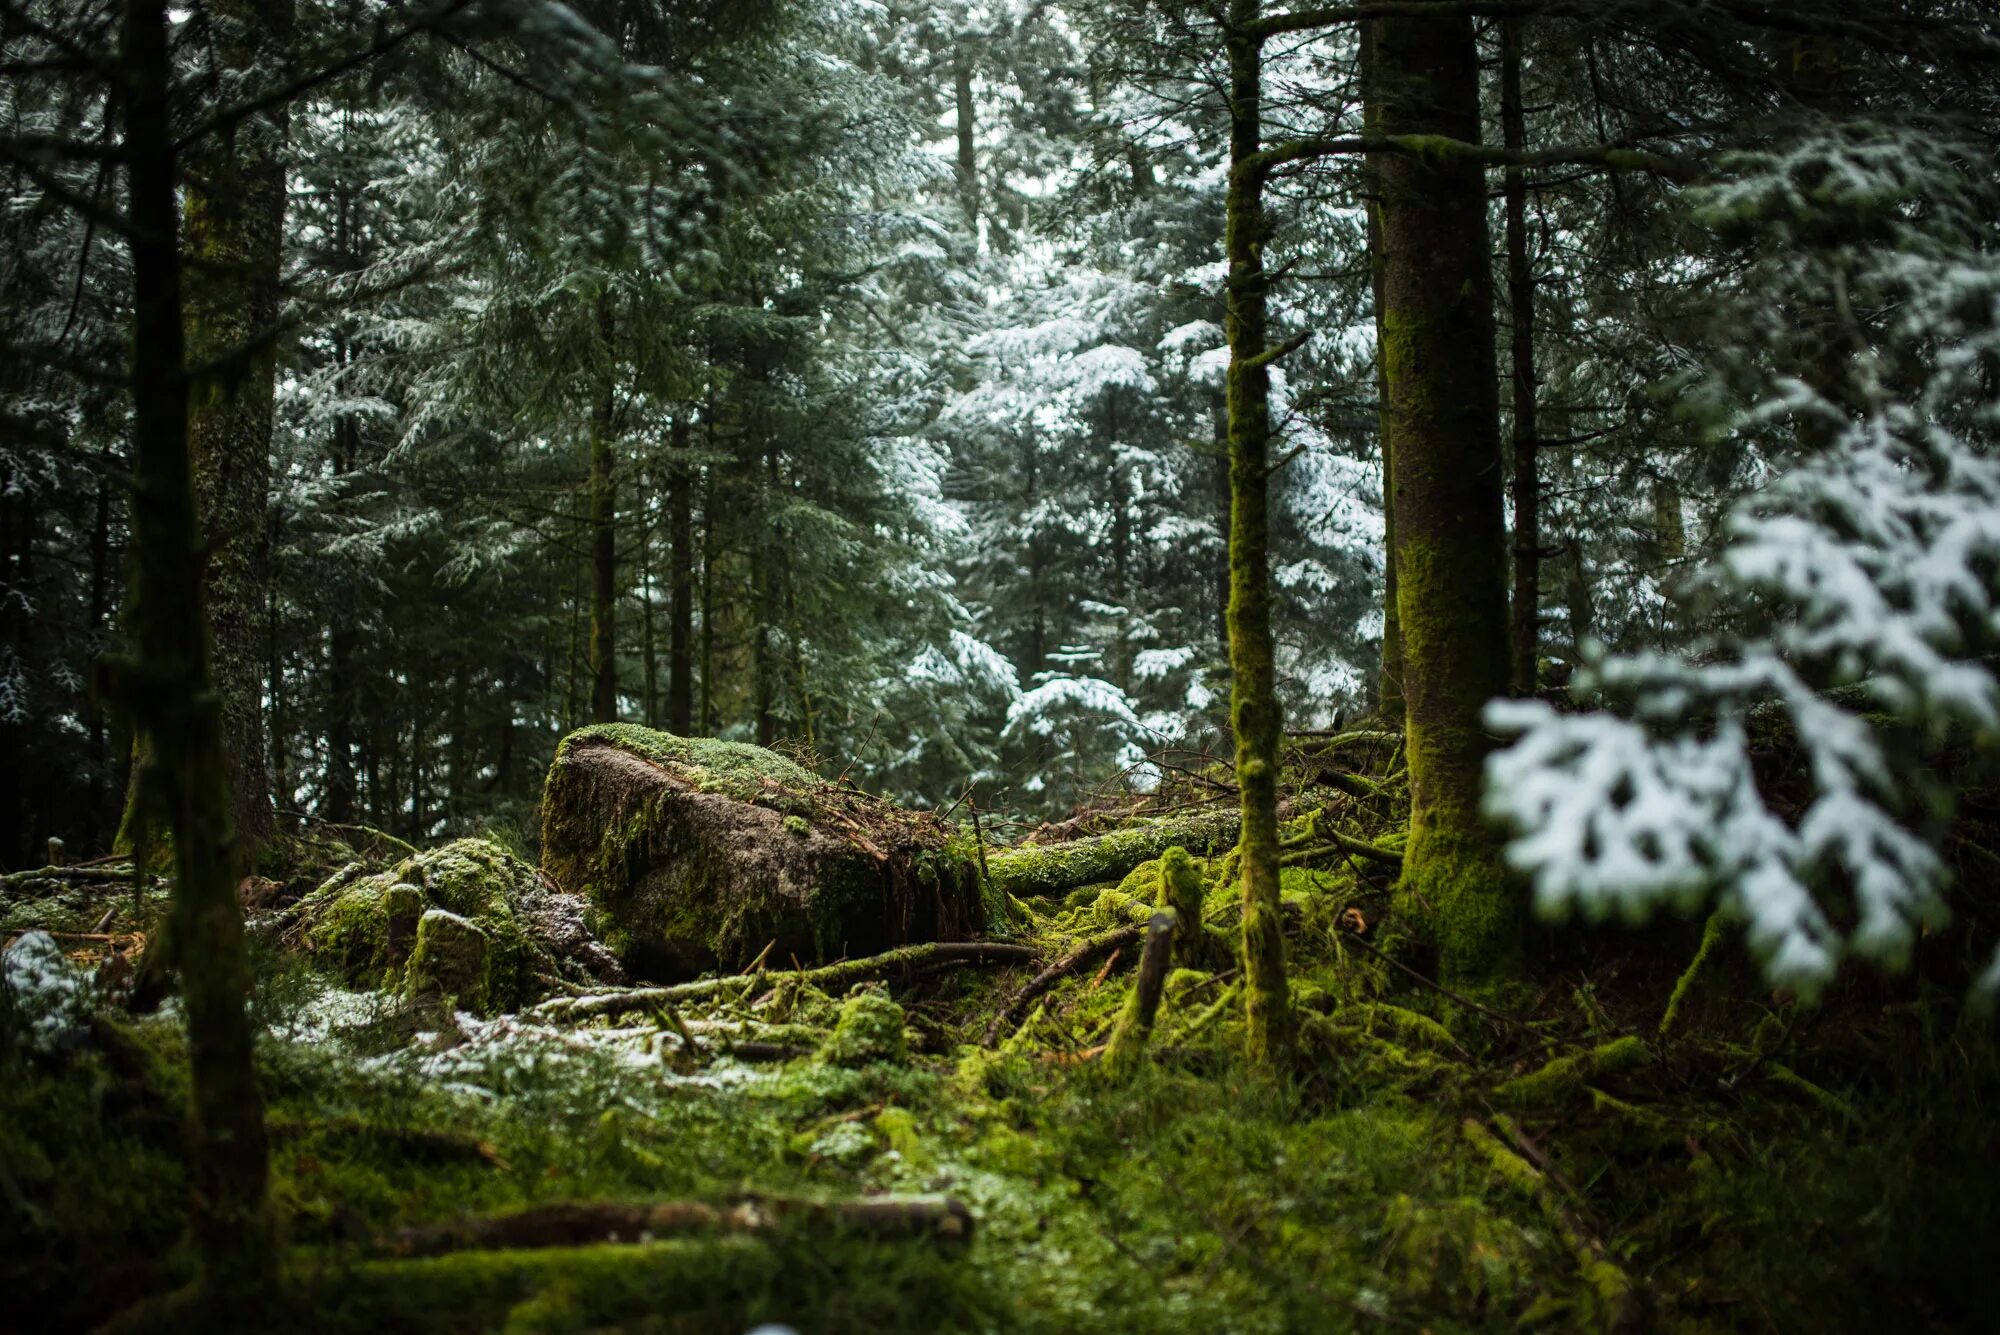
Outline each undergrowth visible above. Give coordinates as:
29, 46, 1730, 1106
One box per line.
3, 738, 1997, 1333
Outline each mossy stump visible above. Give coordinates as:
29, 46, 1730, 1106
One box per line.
539, 725, 985, 980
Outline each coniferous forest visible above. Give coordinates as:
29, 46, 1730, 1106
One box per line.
6, 2, 2000, 1330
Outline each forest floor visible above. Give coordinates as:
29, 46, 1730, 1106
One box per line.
4, 731, 1999, 1334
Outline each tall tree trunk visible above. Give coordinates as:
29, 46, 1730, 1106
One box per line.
667, 415, 695, 734
955, 44, 979, 234
87, 457, 113, 841
114, 0, 274, 1298
179, 0, 294, 859
324, 411, 359, 824
639, 466, 657, 728
1502, 16, 1541, 698
1223, 0, 1292, 1067
1361, 22, 1404, 722
1371, 14, 1519, 985
588, 388, 618, 725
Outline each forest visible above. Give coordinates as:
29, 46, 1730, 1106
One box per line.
3, 0, 1999, 1330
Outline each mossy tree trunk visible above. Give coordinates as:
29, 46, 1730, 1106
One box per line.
589, 386, 618, 725
1370, 13, 1520, 985
667, 413, 695, 735
113, 0, 275, 1298
179, 0, 294, 860
1223, 0, 1293, 1067
1502, 16, 1542, 698
1360, 21, 1403, 723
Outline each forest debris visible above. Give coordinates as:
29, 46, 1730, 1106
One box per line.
536, 939, 1039, 1024
371, 1194, 974, 1259
1104, 911, 1178, 1074
983, 925, 1144, 1047
0, 864, 140, 890
985, 809, 1242, 899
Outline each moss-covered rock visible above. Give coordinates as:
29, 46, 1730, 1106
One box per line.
538, 725, 985, 980
817, 986, 909, 1068
405, 910, 492, 1012
287, 838, 620, 1013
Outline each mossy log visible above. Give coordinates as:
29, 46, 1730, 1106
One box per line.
985, 809, 1241, 900
540, 726, 986, 980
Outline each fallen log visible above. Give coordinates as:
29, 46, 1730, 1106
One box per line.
983, 925, 1143, 1047
0, 864, 141, 889
372, 1194, 974, 1259
985, 809, 1241, 900
535, 939, 1039, 1024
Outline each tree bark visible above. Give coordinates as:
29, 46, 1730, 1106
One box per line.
954, 44, 980, 234
178, 0, 295, 859
588, 387, 618, 725
1223, 0, 1293, 1066
667, 415, 695, 734
1502, 16, 1541, 697
1370, 12, 1519, 984
1361, 22, 1404, 723
114, 0, 275, 1298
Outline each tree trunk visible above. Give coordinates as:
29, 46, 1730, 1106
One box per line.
1371, 12, 1519, 985
115, 0, 274, 1298
1223, 0, 1292, 1066
667, 415, 695, 734
1361, 22, 1404, 723
639, 465, 657, 728
1502, 17, 1541, 698
955, 45, 979, 234
588, 388, 618, 725
178, 0, 294, 860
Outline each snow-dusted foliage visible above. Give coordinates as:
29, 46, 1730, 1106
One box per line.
1487, 129, 2000, 994
2, 932, 90, 1053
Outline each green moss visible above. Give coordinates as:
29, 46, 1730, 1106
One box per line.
404, 910, 492, 1013
557, 723, 817, 807
292, 839, 540, 1013
1495, 1036, 1647, 1109
818, 987, 909, 1068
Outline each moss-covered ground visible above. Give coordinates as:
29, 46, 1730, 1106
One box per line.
4, 742, 1998, 1333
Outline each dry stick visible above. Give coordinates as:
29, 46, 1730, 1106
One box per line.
983, 925, 1144, 1048
371, 1194, 975, 1260
536, 940, 1040, 1024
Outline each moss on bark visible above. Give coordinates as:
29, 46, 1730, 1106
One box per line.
1223, 0, 1294, 1068
1370, 12, 1521, 987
